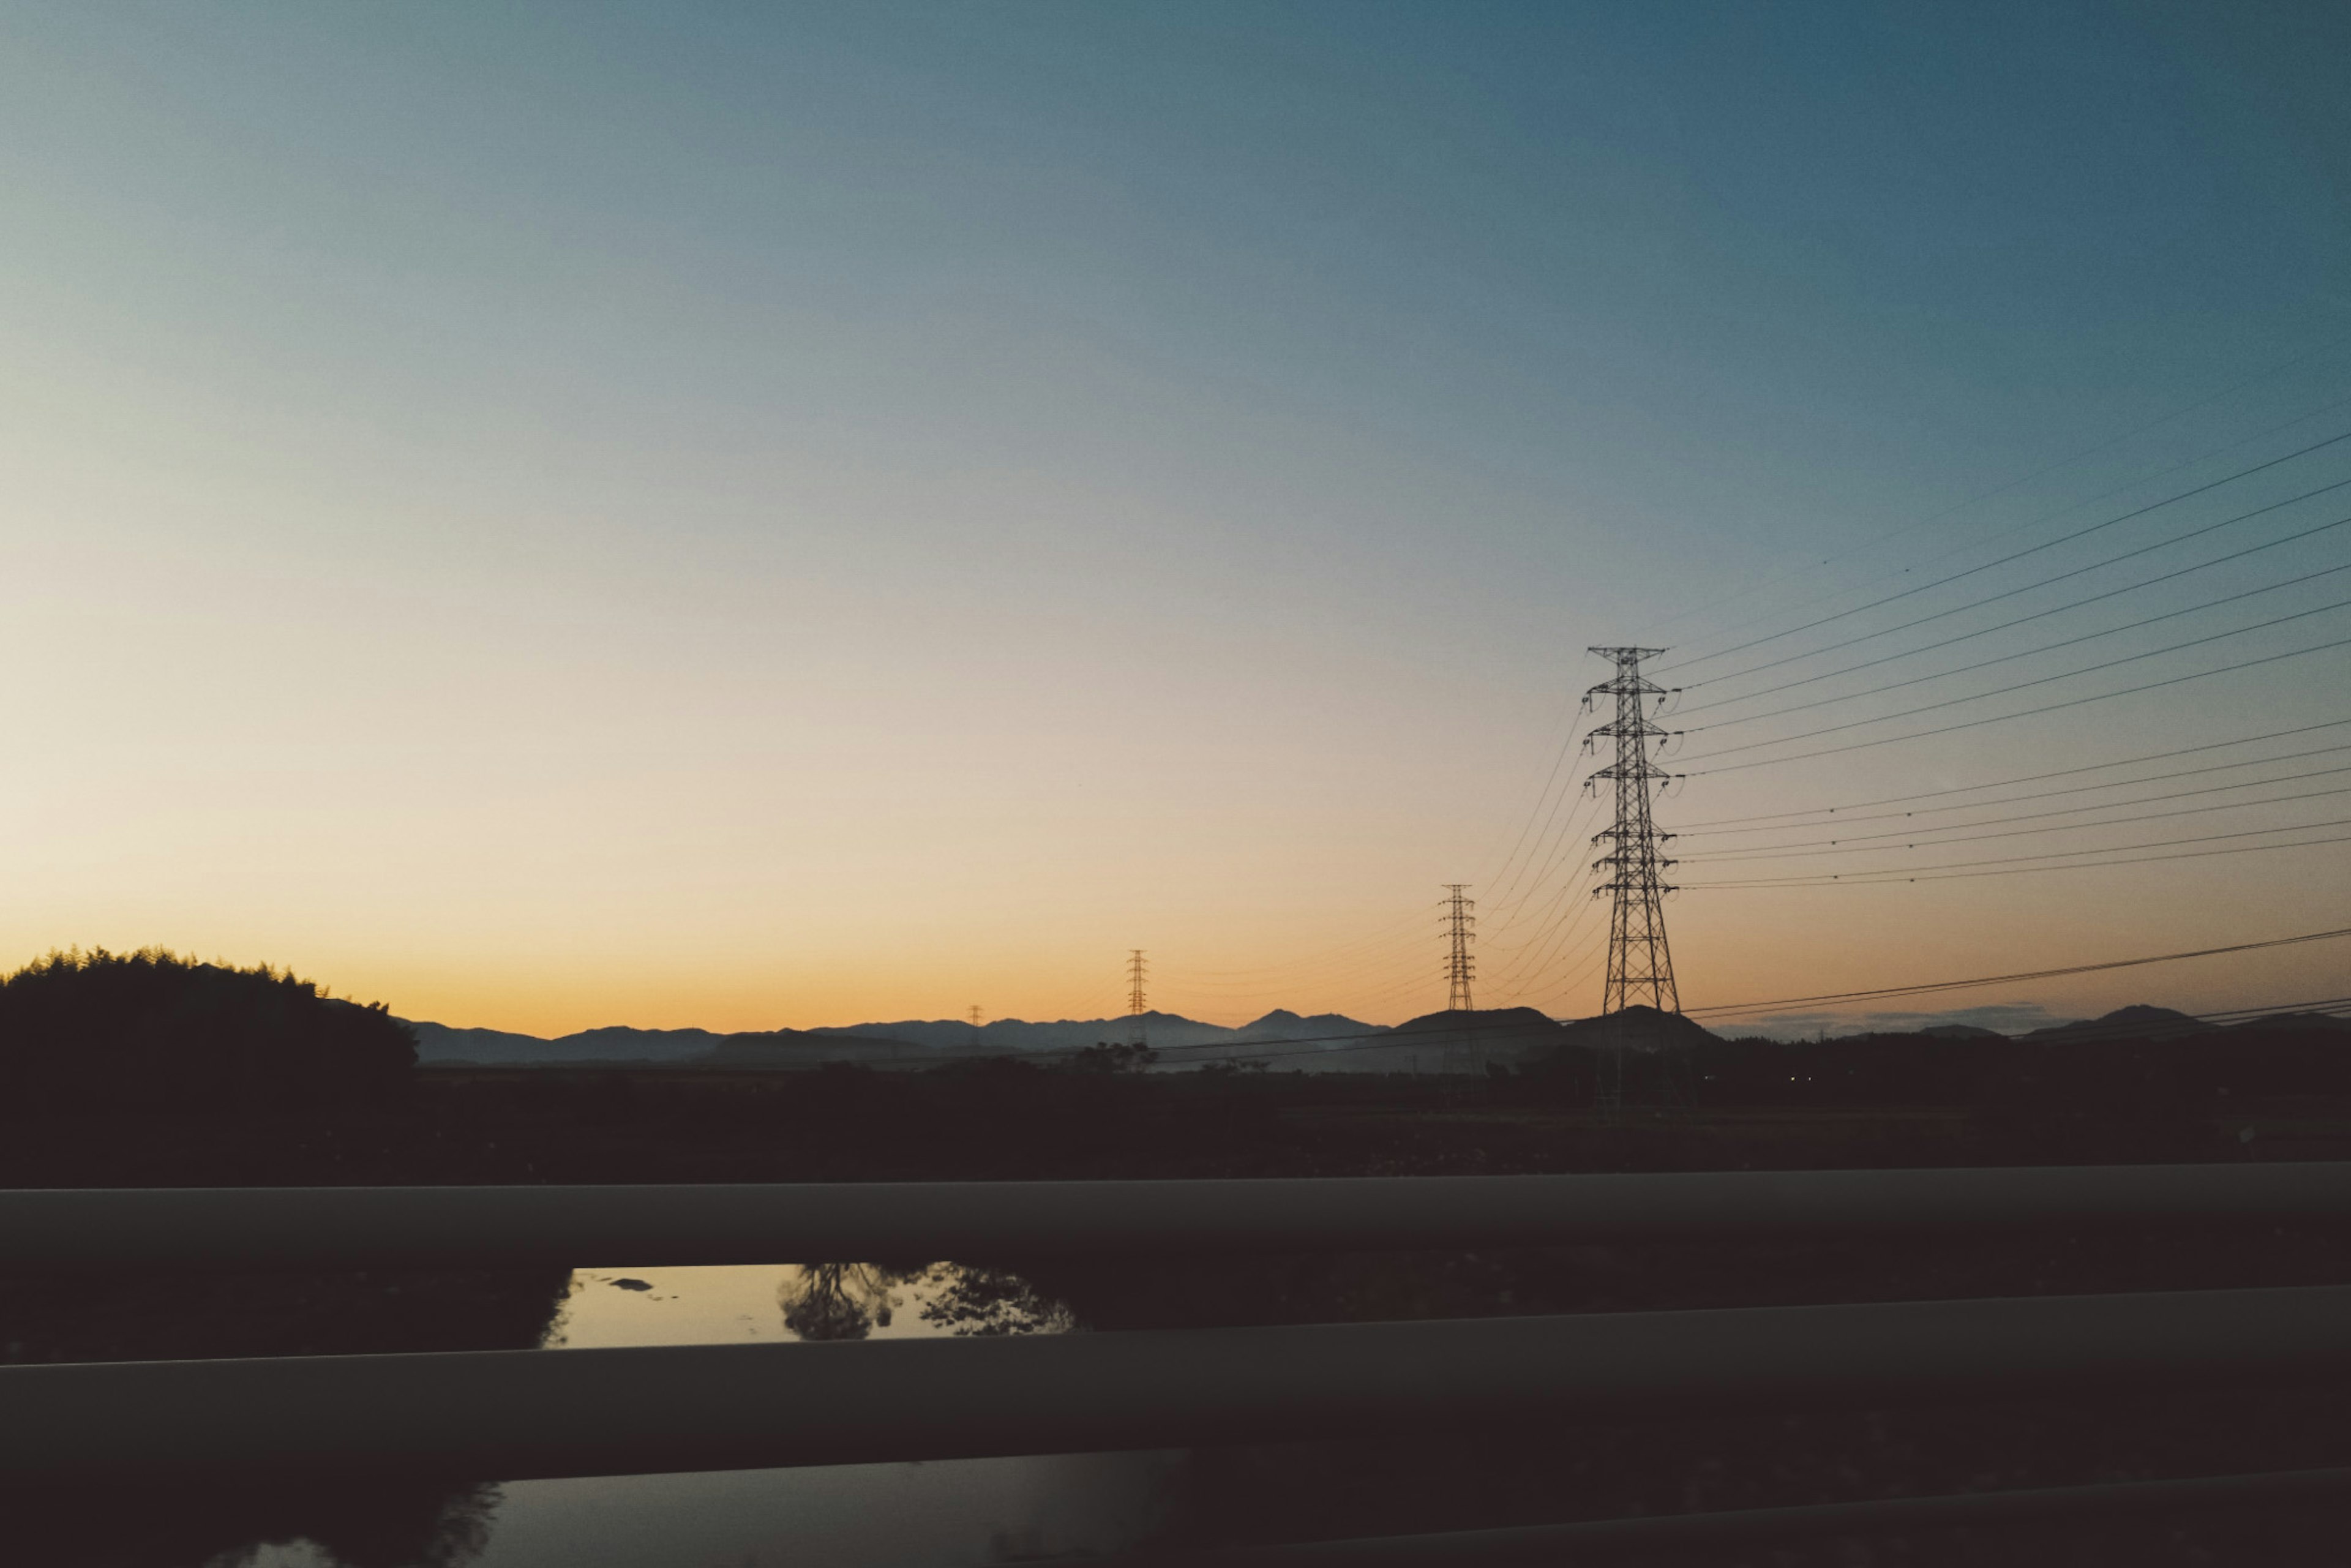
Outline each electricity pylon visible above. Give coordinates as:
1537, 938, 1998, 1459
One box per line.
1125, 949, 1149, 1048
1442, 885, 1476, 1011
1441, 884, 1479, 1082
1584, 647, 1681, 1116
1585, 647, 1681, 1014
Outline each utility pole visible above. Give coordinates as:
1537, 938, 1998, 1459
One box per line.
1584, 647, 1682, 1117
1125, 949, 1149, 1048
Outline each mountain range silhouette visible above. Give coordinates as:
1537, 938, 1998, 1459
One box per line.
403, 1005, 1589, 1069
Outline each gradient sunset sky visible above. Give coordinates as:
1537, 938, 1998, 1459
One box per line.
5, 2, 2347, 1036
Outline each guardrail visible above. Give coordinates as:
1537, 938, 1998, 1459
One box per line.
6, 1161, 2351, 1270
1106, 1468, 2351, 1565
4, 1164, 2349, 1558
6, 1283, 2350, 1483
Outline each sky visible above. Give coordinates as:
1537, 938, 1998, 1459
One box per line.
3, 2, 2348, 1035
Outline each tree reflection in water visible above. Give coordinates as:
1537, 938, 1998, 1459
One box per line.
776, 1262, 913, 1341
23, 1264, 1076, 1566
776, 1262, 1074, 1340
917, 1264, 1076, 1337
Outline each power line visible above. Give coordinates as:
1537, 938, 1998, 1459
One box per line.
1670, 507, 2351, 717
1679, 632, 2351, 775
1682, 760, 2351, 850
1486, 865, 1606, 991
1678, 598, 2351, 758
1679, 776, 2351, 862
1679, 925, 2351, 1016
1708, 994, 2351, 1045
1486, 855, 1600, 959
1679, 743, 2351, 839
1658, 426, 2351, 676
1515, 938, 1610, 1010
1683, 817, 2351, 887
1685, 569, 2351, 735
1637, 334, 2351, 648
2178, 994, 2351, 1026
1483, 787, 1609, 939
1470, 691, 1591, 906
1498, 913, 1608, 1007
1663, 394, 2351, 673
1482, 745, 1590, 922
1674, 718, 2351, 827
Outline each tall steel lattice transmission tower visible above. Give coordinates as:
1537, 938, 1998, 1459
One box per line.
1439, 883, 1480, 1081
1125, 949, 1149, 1048
1441, 885, 1476, 1011
1584, 647, 1681, 1016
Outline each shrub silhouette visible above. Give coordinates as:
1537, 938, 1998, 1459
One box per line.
0, 947, 414, 1114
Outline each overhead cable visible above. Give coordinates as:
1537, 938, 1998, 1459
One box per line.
1641, 337, 2351, 650
1682, 817, 2351, 887
1679, 741, 2351, 837
1679, 776, 2351, 862
1679, 633, 2351, 775
1680, 759, 2351, 849
1673, 718, 2351, 825
1658, 426, 2351, 676
1672, 508, 2351, 716
1686, 568, 2351, 733
1682, 602, 2351, 761
1678, 925, 2351, 1015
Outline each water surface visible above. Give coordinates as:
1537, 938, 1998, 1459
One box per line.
239, 1261, 1173, 1568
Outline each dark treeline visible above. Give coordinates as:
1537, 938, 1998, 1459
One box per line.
5, 947, 2347, 1127
1518, 1021, 2351, 1114
0, 950, 534, 1568
0, 948, 414, 1114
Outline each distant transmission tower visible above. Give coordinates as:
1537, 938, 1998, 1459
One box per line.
1584, 648, 1681, 1112
1441, 883, 1479, 1081
1125, 949, 1149, 1048
967, 1005, 984, 1048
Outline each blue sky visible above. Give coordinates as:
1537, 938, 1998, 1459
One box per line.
3, 2, 2347, 1030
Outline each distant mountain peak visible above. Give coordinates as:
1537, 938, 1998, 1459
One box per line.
1554, 1007, 1721, 1052
2022, 1004, 2212, 1041
2099, 1005, 2201, 1025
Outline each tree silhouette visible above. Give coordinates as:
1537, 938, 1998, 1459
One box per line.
0, 947, 414, 1114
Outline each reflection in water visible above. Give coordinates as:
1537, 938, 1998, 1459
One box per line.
546, 1261, 1075, 1348
778, 1261, 910, 1340
30, 1262, 1149, 1568
467, 1262, 1174, 1568
464, 1450, 1180, 1568
918, 1265, 1076, 1337
6, 1266, 569, 1568
773, 1262, 1078, 1342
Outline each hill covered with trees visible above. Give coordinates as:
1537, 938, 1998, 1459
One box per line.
0, 948, 414, 1114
